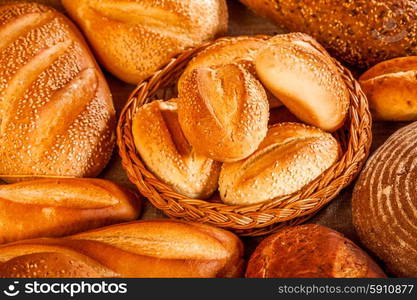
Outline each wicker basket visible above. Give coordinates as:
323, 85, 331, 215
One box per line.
117, 37, 372, 237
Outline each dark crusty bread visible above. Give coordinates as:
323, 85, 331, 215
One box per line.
0, 2, 115, 181
239, 0, 417, 68
353, 121, 417, 277
246, 224, 386, 278
0, 220, 244, 278
0, 178, 141, 244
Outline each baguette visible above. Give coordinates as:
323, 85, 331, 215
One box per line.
0, 2, 115, 181
0, 220, 244, 278
62, 0, 228, 84
0, 178, 141, 244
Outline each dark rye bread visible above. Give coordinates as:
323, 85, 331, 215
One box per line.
353, 122, 417, 277
239, 0, 417, 68
246, 224, 386, 278
0, 2, 115, 181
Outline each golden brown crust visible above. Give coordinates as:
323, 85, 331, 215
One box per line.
255, 33, 350, 132
239, 0, 417, 68
246, 224, 386, 278
62, 0, 228, 84
360, 57, 417, 121
178, 63, 269, 162
352, 122, 417, 277
132, 100, 221, 198
0, 2, 115, 180
219, 123, 341, 205
0, 178, 141, 244
0, 220, 244, 278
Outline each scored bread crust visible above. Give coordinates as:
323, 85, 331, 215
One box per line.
352, 121, 417, 277
178, 63, 269, 162
62, 0, 228, 84
246, 224, 386, 278
0, 2, 115, 180
132, 100, 221, 199
219, 123, 340, 205
0, 178, 141, 244
0, 220, 244, 278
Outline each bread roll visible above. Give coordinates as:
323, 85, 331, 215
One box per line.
178, 36, 281, 108
0, 220, 244, 278
132, 100, 221, 198
0, 3, 115, 181
255, 33, 350, 132
360, 57, 417, 121
178, 63, 269, 162
246, 224, 386, 278
352, 121, 417, 277
239, 0, 417, 68
219, 123, 340, 205
0, 178, 140, 244
62, 0, 228, 84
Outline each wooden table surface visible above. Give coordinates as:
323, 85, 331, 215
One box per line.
2, 0, 411, 262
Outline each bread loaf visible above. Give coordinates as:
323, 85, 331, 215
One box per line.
353, 122, 417, 277
0, 2, 115, 181
62, 0, 228, 84
132, 100, 221, 198
0, 178, 141, 244
219, 123, 340, 205
246, 224, 386, 278
0, 220, 244, 278
360, 56, 417, 121
178, 36, 281, 108
178, 63, 269, 162
239, 0, 417, 68
254, 33, 350, 132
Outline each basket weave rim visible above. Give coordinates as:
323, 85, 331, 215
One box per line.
116, 35, 372, 236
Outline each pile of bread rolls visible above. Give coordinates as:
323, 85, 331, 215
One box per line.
132, 33, 349, 205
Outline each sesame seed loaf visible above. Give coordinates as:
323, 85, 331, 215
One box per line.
62, 0, 228, 84
219, 123, 340, 205
132, 99, 221, 199
0, 220, 244, 278
178, 63, 269, 162
246, 224, 386, 278
255, 33, 350, 132
0, 178, 141, 244
0, 2, 115, 181
359, 56, 417, 121
239, 0, 417, 68
352, 121, 417, 277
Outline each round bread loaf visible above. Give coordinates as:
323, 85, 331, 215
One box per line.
0, 2, 115, 181
132, 100, 221, 198
359, 56, 417, 121
352, 122, 417, 277
246, 224, 386, 278
219, 123, 340, 205
239, 0, 417, 68
62, 0, 228, 84
178, 63, 269, 162
255, 34, 350, 132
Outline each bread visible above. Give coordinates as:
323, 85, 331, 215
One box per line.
359, 57, 417, 121
62, 0, 228, 84
0, 220, 244, 278
268, 106, 299, 126
352, 122, 417, 277
178, 63, 269, 162
239, 0, 417, 68
0, 3, 115, 181
0, 178, 141, 244
246, 224, 386, 278
178, 36, 281, 108
219, 123, 340, 205
254, 33, 350, 132
132, 99, 221, 198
